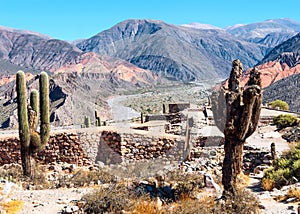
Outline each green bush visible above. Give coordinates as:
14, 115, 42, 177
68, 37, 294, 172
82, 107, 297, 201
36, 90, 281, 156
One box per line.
292, 159, 300, 177
262, 142, 300, 190
268, 100, 289, 110
273, 114, 298, 128
275, 158, 291, 168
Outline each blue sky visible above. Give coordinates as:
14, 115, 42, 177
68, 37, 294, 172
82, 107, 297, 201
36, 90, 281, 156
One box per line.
1, 0, 300, 41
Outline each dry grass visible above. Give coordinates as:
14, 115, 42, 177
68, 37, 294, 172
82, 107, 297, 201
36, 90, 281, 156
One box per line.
68, 168, 115, 187
274, 188, 300, 203
0, 200, 24, 214
130, 196, 163, 214
237, 173, 250, 188
287, 188, 300, 201
82, 169, 260, 214
261, 178, 275, 191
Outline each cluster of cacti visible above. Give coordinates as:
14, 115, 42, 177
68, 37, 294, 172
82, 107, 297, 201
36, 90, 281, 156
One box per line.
16, 70, 50, 177
211, 59, 262, 195
95, 110, 101, 126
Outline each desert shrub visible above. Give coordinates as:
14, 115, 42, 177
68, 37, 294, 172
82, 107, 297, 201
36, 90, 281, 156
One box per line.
261, 178, 275, 191
262, 142, 300, 190
165, 170, 204, 200
275, 158, 291, 168
82, 171, 260, 214
82, 184, 138, 213
171, 188, 260, 214
0, 164, 23, 182
0, 200, 24, 214
287, 188, 300, 201
273, 114, 298, 128
268, 100, 289, 110
68, 169, 116, 187
292, 159, 300, 177
0, 164, 49, 189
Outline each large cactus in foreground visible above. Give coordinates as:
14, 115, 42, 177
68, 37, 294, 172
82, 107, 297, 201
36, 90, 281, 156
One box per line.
16, 70, 50, 177
212, 60, 262, 195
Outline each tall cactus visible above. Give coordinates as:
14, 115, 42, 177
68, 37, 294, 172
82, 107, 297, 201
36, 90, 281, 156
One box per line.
95, 110, 101, 126
212, 60, 262, 195
16, 71, 50, 177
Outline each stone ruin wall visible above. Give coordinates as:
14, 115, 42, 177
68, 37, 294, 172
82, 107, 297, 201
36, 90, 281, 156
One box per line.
0, 129, 184, 166
0, 132, 91, 166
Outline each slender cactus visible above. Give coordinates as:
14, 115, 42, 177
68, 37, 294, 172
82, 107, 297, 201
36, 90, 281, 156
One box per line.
95, 110, 101, 126
16, 71, 50, 177
84, 116, 91, 128
39, 72, 50, 147
141, 112, 144, 124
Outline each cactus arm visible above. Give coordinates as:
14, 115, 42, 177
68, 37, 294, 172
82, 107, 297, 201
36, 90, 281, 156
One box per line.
211, 88, 226, 132
30, 89, 39, 130
16, 71, 30, 147
239, 68, 262, 140
39, 71, 50, 147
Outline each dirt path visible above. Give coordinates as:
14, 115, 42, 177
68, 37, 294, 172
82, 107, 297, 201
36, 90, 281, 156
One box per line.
247, 176, 299, 214
10, 187, 93, 214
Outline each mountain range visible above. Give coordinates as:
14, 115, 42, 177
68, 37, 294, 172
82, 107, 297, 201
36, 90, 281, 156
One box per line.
1, 18, 300, 127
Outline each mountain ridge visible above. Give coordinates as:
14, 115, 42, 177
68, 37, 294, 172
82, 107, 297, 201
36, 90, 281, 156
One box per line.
76, 19, 266, 81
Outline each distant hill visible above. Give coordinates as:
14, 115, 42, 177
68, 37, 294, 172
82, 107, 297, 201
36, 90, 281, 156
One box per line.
225, 18, 300, 49
263, 73, 300, 112
76, 19, 265, 82
259, 32, 300, 67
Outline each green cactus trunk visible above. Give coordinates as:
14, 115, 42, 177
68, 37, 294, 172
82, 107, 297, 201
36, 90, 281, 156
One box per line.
16, 71, 50, 177
140, 112, 144, 124
16, 71, 31, 177
39, 72, 50, 146
84, 116, 91, 128
95, 110, 101, 126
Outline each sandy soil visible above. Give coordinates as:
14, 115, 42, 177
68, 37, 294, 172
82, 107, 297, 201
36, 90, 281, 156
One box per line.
9, 187, 93, 214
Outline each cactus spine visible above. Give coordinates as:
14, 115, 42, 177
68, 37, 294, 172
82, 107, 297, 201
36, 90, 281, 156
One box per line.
16, 71, 50, 177
214, 60, 262, 195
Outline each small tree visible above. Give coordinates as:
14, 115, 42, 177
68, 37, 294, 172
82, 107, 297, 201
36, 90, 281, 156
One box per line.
267, 100, 289, 110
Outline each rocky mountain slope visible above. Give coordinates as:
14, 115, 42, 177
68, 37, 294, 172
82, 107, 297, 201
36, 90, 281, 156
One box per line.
225, 18, 300, 48
263, 73, 300, 112
239, 32, 300, 87
75, 19, 266, 81
259, 32, 300, 66
0, 27, 158, 128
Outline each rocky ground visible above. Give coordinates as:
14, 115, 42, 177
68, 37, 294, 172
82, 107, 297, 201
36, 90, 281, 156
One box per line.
0, 123, 297, 214
0, 101, 299, 213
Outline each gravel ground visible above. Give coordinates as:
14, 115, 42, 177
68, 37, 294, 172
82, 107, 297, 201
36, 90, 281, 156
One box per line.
248, 176, 300, 214
9, 187, 93, 214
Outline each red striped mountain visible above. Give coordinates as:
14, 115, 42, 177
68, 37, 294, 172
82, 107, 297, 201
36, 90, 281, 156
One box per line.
0, 26, 158, 128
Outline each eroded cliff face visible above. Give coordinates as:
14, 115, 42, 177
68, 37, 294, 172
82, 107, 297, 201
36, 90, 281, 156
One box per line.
240, 61, 300, 88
